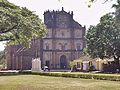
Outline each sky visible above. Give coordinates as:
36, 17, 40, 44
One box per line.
0, 0, 116, 51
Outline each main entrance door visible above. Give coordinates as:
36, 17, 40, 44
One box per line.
60, 55, 67, 69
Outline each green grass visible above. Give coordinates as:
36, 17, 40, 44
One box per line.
0, 75, 120, 90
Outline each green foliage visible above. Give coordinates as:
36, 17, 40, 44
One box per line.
88, 0, 112, 3
19, 71, 120, 81
69, 61, 76, 67
86, 13, 120, 62
0, 0, 46, 47
0, 51, 5, 65
86, 0, 120, 64
1, 70, 120, 81
86, 0, 110, 7
0, 71, 18, 76
88, 65, 95, 71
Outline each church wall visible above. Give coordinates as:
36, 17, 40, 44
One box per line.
55, 40, 71, 50
74, 40, 84, 50
42, 51, 73, 69
45, 29, 52, 38
43, 40, 52, 50
55, 52, 71, 68
55, 29, 71, 38
6, 8, 86, 70
5, 52, 12, 70
43, 52, 52, 67
22, 56, 32, 70
56, 13, 70, 29
74, 29, 83, 38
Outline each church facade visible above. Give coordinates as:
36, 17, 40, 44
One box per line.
5, 8, 86, 70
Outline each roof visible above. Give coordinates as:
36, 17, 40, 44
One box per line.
73, 55, 94, 62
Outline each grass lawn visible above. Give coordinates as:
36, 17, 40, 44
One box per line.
0, 75, 120, 90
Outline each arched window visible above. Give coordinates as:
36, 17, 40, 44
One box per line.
45, 43, 49, 50
77, 43, 81, 50
59, 43, 62, 50
59, 43, 67, 50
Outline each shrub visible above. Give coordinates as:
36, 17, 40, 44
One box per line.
19, 71, 120, 81
89, 65, 95, 71
0, 71, 18, 76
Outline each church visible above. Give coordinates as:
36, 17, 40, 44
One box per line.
5, 8, 86, 70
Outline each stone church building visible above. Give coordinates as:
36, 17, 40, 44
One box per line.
5, 8, 86, 70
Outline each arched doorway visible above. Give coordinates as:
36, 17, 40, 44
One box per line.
60, 55, 67, 69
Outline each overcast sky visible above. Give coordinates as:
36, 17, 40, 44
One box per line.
0, 0, 116, 51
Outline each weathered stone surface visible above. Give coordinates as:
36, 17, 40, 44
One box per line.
5, 8, 86, 70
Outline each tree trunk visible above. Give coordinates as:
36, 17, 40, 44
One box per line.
114, 55, 119, 65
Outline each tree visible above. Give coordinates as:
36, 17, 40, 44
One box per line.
0, 0, 46, 47
88, 0, 113, 3
0, 51, 5, 65
112, 0, 120, 22
86, 0, 113, 7
86, 13, 120, 64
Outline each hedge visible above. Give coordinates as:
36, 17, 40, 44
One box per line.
19, 71, 120, 81
0, 71, 19, 76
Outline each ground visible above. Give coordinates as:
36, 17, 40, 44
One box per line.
0, 75, 120, 90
